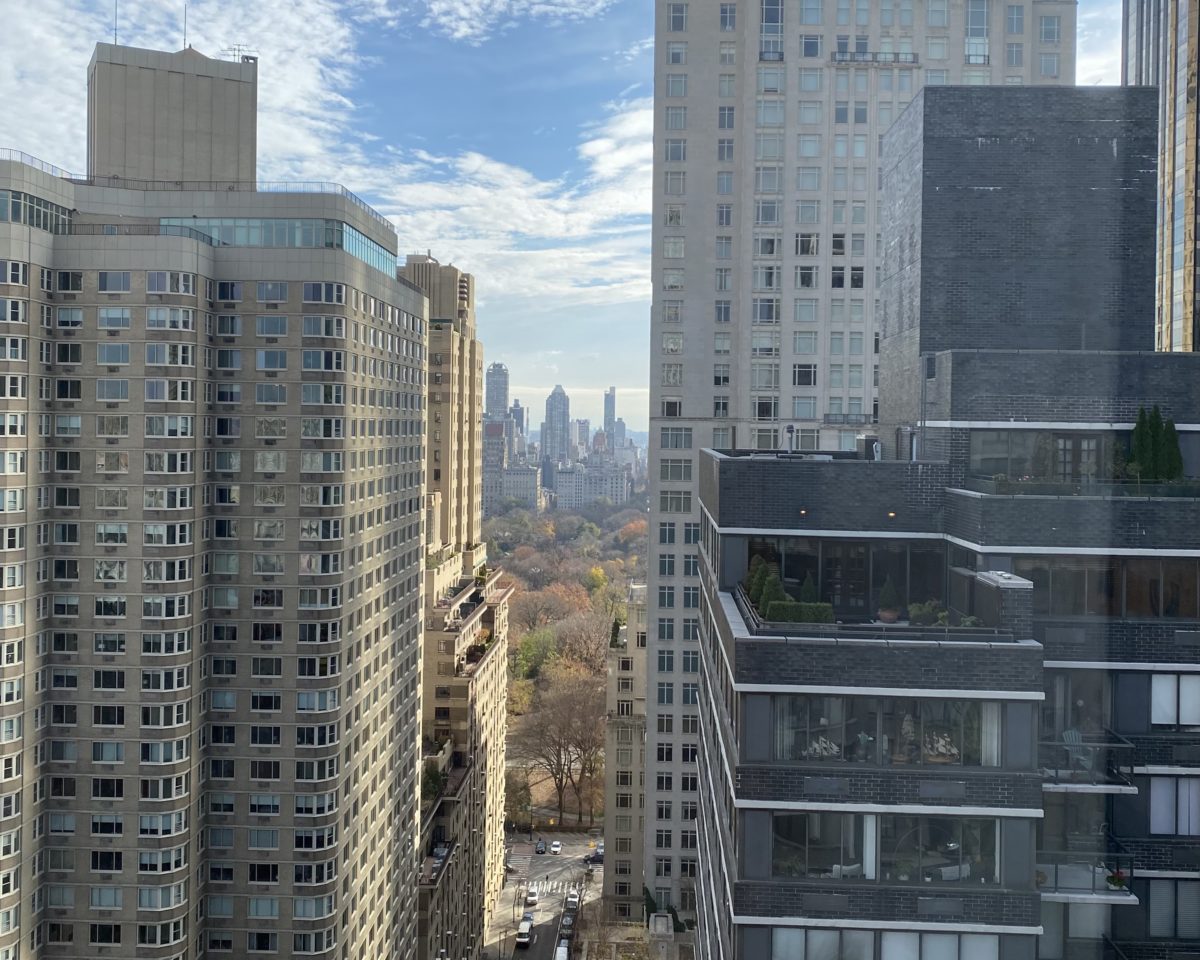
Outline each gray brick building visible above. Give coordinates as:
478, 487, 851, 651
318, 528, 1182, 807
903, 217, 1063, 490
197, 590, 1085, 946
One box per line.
693, 88, 1200, 960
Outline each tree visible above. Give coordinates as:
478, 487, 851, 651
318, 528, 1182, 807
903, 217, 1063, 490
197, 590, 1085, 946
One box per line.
1131, 407, 1152, 477
799, 572, 819, 603
504, 767, 532, 828
758, 568, 789, 614
511, 688, 576, 823
553, 610, 611, 676
1163, 419, 1184, 480
1149, 405, 1166, 479
583, 565, 609, 593
513, 626, 557, 679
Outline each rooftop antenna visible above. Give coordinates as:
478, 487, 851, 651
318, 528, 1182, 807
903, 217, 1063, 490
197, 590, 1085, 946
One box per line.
183, 3, 187, 48
113, 0, 118, 43
221, 43, 259, 62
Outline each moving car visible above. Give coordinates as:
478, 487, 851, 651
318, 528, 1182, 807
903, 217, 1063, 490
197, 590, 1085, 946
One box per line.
525, 884, 540, 906
550, 840, 562, 855
535, 839, 547, 854
521, 911, 535, 924
515, 921, 533, 948
584, 851, 604, 865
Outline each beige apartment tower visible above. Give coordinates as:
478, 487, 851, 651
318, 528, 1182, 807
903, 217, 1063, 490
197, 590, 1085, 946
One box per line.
1, 44, 427, 959
646, 0, 1077, 918
402, 256, 511, 960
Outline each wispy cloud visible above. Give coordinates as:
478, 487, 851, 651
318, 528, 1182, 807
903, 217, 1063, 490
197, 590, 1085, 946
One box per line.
418, 0, 620, 44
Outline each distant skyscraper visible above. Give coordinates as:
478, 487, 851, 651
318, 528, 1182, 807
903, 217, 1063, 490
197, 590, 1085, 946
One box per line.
1123, 0, 1198, 350
542, 385, 571, 462
509, 398, 526, 436
604, 385, 617, 439
485, 362, 510, 418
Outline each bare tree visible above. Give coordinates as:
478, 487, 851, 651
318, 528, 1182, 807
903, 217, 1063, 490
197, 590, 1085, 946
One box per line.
510, 681, 576, 822
548, 664, 606, 825
554, 608, 612, 677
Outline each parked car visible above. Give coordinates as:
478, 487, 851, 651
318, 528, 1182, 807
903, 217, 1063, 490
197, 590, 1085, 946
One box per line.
521, 912, 535, 924
550, 840, 562, 855
535, 839, 546, 854
559, 913, 576, 940
565, 889, 581, 911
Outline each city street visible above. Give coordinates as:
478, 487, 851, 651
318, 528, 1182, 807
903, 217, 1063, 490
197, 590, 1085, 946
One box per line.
487, 832, 602, 960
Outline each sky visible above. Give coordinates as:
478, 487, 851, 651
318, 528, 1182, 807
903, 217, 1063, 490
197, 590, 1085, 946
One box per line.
0, 0, 1122, 430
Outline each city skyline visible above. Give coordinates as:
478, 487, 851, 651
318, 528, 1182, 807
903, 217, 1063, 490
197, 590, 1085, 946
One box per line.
0, 0, 1124, 431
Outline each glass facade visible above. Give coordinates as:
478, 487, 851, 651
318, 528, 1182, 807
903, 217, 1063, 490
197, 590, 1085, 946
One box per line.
160, 217, 397, 277
0, 189, 72, 232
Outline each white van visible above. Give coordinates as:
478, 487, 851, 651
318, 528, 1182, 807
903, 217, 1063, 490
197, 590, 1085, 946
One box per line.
554, 943, 569, 960
515, 921, 533, 948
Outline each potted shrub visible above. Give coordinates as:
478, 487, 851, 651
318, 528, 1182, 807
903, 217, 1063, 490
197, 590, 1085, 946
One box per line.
877, 576, 902, 623
1106, 869, 1127, 890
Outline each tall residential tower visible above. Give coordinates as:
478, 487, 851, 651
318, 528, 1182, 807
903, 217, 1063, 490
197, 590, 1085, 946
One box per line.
485, 362, 509, 419
1, 43, 427, 959
646, 0, 1077, 918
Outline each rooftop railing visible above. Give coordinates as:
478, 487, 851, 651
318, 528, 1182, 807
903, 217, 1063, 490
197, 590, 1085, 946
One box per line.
0, 147, 394, 232
966, 476, 1200, 498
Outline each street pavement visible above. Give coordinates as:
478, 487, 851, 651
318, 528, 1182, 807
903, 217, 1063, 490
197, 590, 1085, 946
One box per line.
485, 832, 603, 960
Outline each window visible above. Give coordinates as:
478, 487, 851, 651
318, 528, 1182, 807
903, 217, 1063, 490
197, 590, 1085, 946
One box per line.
256, 281, 288, 303
718, 106, 735, 129
667, 41, 686, 63
1151, 675, 1200, 729
1150, 777, 1200, 835
1147, 879, 1200, 939
97, 271, 130, 292
1006, 42, 1023, 66
1007, 4, 1024, 33
666, 74, 687, 96
667, 2, 687, 30
1039, 15, 1061, 43
665, 106, 686, 130
799, 0, 821, 24
719, 2, 735, 30
1039, 53, 1059, 77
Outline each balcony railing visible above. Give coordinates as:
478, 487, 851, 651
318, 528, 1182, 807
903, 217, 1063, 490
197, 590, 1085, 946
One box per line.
966, 475, 1200, 498
824, 413, 872, 425
831, 51, 918, 64
1035, 841, 1136, 899
1039, 731, 1136, 789
965, 54, 991, 64
759, 50, 784, 61
59, 222, 217, 245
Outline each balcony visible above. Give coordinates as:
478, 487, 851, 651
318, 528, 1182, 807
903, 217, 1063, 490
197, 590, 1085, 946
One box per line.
1039, 731, 1136, 793
1035, 842, 1137, 903
831, 51, 918, 64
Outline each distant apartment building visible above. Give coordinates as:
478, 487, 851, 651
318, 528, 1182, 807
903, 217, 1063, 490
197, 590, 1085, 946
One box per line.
0, 42, 428, 959
553, 462, 633, 511
604, 585, 648, 921
541, 385, 571, 464
483, 464, 545, 516
485, 361, 510, 418
605, 386, 617, 440
401, 256, 511, 960
646, 0, 1078, 917
1123, 0, 1199, 351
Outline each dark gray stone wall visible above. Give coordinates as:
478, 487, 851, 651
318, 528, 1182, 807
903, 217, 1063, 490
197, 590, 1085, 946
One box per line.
1036, 618, 1200, 666
879, 85, 1159, 441
732, 879, 1040, 927
734, 765, 1043, 809
923, 350, 1200, 425
731, 636, 1042, 692
946, 489, 1200, 550
701, 455, 952, 532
